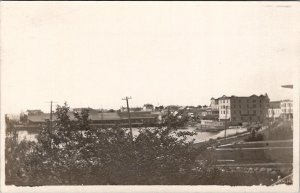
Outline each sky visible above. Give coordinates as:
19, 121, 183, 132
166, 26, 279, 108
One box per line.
1, 2, 299, 114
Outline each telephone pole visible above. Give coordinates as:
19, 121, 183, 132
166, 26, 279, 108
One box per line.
45, 101, 57, 128
224, 106, 228, 140
122, 96, 133, 142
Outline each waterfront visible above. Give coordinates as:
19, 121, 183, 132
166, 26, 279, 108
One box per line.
132, 127, 248, 143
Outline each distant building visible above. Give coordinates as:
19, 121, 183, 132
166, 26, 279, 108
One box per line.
26, 109, 43, 115
280, 99, 293, 120
217, 94, 269, 125
120, 106, 143, 112
155, 105, 164, 112
9, 108, 161, 142
210, 98, 219, 111
73, 107, 99, 114
143, 104, 154, 112
268, 101, 281, 120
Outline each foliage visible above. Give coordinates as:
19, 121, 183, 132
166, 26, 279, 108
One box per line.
5, 132, 36, 185
6, 103, 282, 185
6, 103, 204, 185
244, 129, 264, 142
263, 120, 293, 140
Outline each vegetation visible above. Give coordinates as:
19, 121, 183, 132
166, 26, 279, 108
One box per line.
5, 103, 216, 185
262, 120, 293, 140
5, 103, 286, 185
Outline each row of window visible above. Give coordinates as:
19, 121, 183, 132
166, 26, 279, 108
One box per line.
220, 110, 263, 115
220, 98, 266, 104
220, 104, 263, 109
281, 103, 293, 107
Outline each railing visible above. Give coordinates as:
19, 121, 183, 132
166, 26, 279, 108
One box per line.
271, 173, 293, 185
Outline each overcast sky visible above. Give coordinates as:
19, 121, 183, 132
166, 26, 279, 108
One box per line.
1, 2, 299, 114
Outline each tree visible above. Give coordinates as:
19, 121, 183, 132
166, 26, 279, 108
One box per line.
107, 109, 115, 113
11, 102, 202, 185
5, 131, 36, 185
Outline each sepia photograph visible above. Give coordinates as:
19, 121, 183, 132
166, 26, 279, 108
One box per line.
1, 1, 299, 192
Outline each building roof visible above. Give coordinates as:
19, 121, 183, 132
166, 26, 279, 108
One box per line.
90, 112, 121, 120
28, 111, 159, 123
269, 101, 281, 109
281, 99, 293, 102
119, 111, 157, 119
143, 104, 154, 108
216, 94, 269, 100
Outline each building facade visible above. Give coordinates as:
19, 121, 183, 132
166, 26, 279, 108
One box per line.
143, 104, 154, 112
217, 94, 269, 124
210, 98, 219, 111
268, 101, 281, 120
280, 100, 293, 120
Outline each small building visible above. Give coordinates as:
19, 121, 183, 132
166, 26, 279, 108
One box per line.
143, 104, 154, 112
26, 109, 43, 115
200, 119, 224, 131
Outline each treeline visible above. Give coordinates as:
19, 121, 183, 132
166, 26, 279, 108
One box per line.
5, 103, 219, 185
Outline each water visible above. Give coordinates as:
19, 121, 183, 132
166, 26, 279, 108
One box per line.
131, 127, 248, 143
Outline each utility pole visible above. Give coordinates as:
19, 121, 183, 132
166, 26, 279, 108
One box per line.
122, 96, 133, 142
45, 101, 57, 128
224, 106, 228, 140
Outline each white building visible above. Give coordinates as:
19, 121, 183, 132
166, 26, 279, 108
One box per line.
143, 104, 154, 112
268, 101, 281, 119
280, 99, 293, 120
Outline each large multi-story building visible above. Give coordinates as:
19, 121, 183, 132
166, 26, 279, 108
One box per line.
216, 94, 269, 125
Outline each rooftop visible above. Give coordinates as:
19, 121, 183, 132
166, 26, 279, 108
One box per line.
269, 101, 281, 109
27, 111, 159, 123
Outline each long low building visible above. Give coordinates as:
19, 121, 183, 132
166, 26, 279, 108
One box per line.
8, 110, 161, 142
24, 110, 161, 127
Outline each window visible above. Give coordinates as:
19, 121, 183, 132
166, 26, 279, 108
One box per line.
253, 100, 256, 102
253, 110, 256, 114
253, 104, 256, 108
